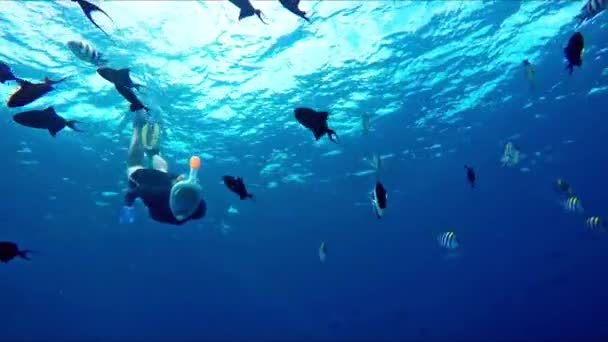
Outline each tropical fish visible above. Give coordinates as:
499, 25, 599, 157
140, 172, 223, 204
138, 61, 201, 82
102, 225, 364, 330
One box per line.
97, 67, 142, 90
13, 107, 83, 137
553, 178, 574, 196
564, 32, 584, 75
0, 61, 21, 84
72, 0, 115, 37
563, 196, 584, 213
227, 0, 267, 24
0, 241, 34, 263
66, 40, 108, 66
575, 0, 607, 25
501, 142, 521, 167
370, 181, 387, 219
585, 216, 607, 231
278, 0, 310, 22
114, 85, 149, 112
437, 232, 459, 251
319, 242, 327, 263
522, 59, 535, 90
223, 175, 254, 200
7, 76, 71, 108
464, 164, 476, 188
294, 107, 338, 143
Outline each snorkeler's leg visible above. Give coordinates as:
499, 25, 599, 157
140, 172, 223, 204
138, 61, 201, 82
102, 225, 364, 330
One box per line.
126, 111, 147, 178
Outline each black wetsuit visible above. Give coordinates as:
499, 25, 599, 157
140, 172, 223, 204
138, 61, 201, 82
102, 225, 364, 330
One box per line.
124, 168, 206, 225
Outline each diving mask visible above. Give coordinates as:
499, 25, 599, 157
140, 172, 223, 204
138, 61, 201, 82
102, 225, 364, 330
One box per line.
169, 156, 203, 221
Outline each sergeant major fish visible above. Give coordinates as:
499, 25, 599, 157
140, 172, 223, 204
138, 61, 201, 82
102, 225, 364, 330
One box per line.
563, 196, 584, 213
67, 40, 108, 66
437, 232, 459, 251
575, 0, 607, 25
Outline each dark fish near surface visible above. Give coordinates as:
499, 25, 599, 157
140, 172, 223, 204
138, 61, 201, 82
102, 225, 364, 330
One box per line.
464, 164, 476, 188
115, 85, 149, 112
0, 241, 33, 263
370, 181, 387, 219
294, 107, 338, 143
223, 175, 254, 200
97, 67, 142, 89
13, 107, 83, 137
7, 76, 71, 108
278, 0, 310, 22
72, 0, 114, 37
228, 0, 267, 24
564, 32, 584, 75
0, 61, 21, 84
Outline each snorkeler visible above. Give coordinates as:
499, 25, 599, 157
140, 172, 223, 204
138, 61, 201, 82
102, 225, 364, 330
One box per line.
119, 110, 206, 225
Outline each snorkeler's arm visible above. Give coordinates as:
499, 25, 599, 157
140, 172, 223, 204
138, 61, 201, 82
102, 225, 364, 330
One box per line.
124, 187, 140, 206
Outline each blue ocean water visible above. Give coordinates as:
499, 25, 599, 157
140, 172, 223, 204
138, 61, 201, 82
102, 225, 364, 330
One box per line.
1, 0, 608, 339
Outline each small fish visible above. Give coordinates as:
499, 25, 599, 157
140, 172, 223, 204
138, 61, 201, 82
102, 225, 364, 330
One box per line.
97, 67, 142, 90
115, 85, 149, 112
0, 241, 34, 263
437, 232, 459, 250
501, 142, 521, 167
553, 178, 574, 196
522, 59, 535, 90
72, 0, 114, 37
13, 107, 83, 137
294, 107, 338, 144
368, 154, 382, 178
7, 76, 71, 108
575, 0, 607, 25
362, 114, 371, 136
0, 61, 21, 84
564, 32, 584, 75
66, 40, 108, 66
222, 175, 254, 200
319, 242, 327, 263
278, 0, 310, 22
464, 164, 476, 188
585, 216, 607, 231
228, 0, 267, 24
563, 196, 584, 213
369, 181, 387, 219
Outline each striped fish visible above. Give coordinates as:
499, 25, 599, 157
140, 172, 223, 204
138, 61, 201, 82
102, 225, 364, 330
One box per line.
437, 232, 459, 250
563, 196, 584, 213
66, 40, 108, 66
585, 216, 606, 230
575, 0, 607, 25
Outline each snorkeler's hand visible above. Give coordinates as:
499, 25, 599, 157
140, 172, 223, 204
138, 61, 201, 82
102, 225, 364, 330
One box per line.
120, 205, 135, 224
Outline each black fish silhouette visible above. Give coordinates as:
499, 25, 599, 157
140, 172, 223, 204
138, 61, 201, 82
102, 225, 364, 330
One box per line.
228, 0, 267, 24
278, 0, 310, 22
72, 0, 114, 37
7, 76, 71, 108
0, 242, 34, 263
115, 85, 149, 112
564, 32, 584, 75
222, 175, 254, 200
370, 181, 387, 219
0, 61, 21, 84
97, 67, 141, 89
464, 164, 476, 188
13, 106, 83, 137
294, 107, 338, 143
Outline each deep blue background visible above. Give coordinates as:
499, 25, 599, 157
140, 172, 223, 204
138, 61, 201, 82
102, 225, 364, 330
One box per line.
2, 3, 608, 340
